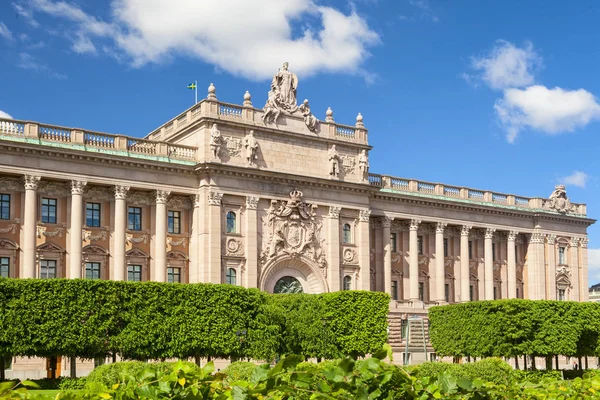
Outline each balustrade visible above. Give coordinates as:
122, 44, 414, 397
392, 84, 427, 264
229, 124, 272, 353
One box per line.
127, 138, 157, 155
168, 145, 196, 160
0, 119, 24, 136
39, 125, 71, 142
84, 132, 115, 148
335, 125, 355, 138
219, 104, 243, 118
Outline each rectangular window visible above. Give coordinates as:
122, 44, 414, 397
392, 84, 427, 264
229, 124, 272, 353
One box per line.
558, 247, 566, 264
168, 211, 181, 234
401, 319, 408, 339
468, 241, 473, 260
41, 198, 57, 224
85, 262, 101, 280
443, 238, 448, 258
492, 243, 496, 261
128, 207, 142, 231
493, 286, 498, 300
391, 280, 398, 301
417, 235, 423, 255
558, 289, 566, 301
167, 267, 181, 283
127, 265, 142, 282
469, 284, 474, 301
516, 287, 520, 299
445, 283, 450, 303
418, 282, 424, 301
0, 257, 9, 278
0, 194, 10, 220
86, 203, 101, 227
391, 233, 397, 253
40, 260, 57, 279
515, 245, 518, 262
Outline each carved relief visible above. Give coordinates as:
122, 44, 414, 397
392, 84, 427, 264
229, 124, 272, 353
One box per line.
70, 180, 87, 195
543, 184, 577, 213
224, 237, 244, 256
82, 230, 108, 242
114, 185, 130, 200
342, 248, 358, 264
84, 186, 113, 202
37, 225, 64, 238
340, 155, 355, 174
23, 175, 41, 190
208, 192, 223, 206
0, 224, 18, 234
126, 233, 149, 244
127, 191, 154, 206
38, 181, 70, 197
223, 136, 243, 158
246, 196, 259, 210
168, 195, 193, 210
167, 236, 187, 248
359, 209, 371, 222
0, 177, 23, 192
259, 190, 326, 269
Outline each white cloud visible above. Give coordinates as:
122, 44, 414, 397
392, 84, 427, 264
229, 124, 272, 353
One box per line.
17, 0, 380, 81
18, 52, 67, 79
0, 22, 14, 41
12, 2, 40, 28
467, 40, 541, 90
589, 248, 600, 285
0, 110, 13, 119
494, 85, 600, 143
559, 171, 588, 189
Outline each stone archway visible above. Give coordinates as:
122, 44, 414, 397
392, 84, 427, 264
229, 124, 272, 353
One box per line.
260, 255, 328, 294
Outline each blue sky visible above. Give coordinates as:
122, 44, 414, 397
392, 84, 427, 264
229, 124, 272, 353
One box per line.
1, 0, 600, 282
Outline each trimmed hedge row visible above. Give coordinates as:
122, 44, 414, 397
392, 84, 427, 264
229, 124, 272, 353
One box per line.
0, 279, 388, 363
429, 299, 600, 359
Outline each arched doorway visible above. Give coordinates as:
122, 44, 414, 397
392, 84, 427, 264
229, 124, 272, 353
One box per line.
260, 255, 328, 294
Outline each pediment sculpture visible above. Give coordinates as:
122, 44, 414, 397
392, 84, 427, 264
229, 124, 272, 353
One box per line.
543, 185, 577, 213
260, 190, 326, 268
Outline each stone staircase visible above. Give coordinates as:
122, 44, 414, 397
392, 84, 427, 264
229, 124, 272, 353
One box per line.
388, 315, 432, 364
387, 314, 405, 351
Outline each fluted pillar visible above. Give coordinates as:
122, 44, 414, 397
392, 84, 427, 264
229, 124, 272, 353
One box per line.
189, 194, 201, 283
435, 222, 447, 303
22, 175, 41, 278
546, 235, 556, 300
357, 209, 372, 291
507, 231, 518, 299
382, 216, 393, 296
69, 180, 87, 279
527, 232, 546, 300
154, 190, 170, 282
580, 238, 589, 301
245, 196, 259, 288
570, 238, 580, 301
460, 225, 471, 302
113, 185, 129, 281
484, 228, 495, 300
409, 219, 421, 301
327, 206, 342, 292
208, 191, 223, 283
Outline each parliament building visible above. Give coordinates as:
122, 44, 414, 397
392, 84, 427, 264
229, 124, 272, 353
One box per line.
0, 63, 594, 376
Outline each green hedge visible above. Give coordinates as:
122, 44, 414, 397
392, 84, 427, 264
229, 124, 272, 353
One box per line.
429, 299, 600, 359
0, 279, 389, 363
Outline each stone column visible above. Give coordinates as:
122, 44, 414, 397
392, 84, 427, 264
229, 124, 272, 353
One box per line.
22, 175, 41, 278
381, 216, 393, 296
570, 238, 580, 301
527, 232, 546, 300
208, 191, 223, 284
113, 185, 129, 281
154, 190, 170, 282
460, 225, 471, 302
580, 238, 589, 301
507, 231, 518, 299
357, 209, 371, 291
69, 180, 87, 279
245, 196, 259, 288
435, 222, 447, 303
409, 219, 421, 301
327, 206, 342, 292
546, 235, 557, 300
188, 194, 200, 283
484, 228, 495, 300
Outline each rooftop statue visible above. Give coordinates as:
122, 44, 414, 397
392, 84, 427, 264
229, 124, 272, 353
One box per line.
544, 184, 576, 214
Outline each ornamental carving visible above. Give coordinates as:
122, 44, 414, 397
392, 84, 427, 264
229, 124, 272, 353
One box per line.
225, 237, 244, 256
418, 255, 430, 266
127, 191, 154, 206
381, 216, 393, 228
0, 224, 17, 234
23, 175, 41, 190
260, 190, 326, 268
167, 236, 187, 248
461, 225, 472, 236
70, 180, 87, 195
208, 192, 223, 206
436, 222, 447, 234
126, 233, 149, 244
546, 234, 557, 245
82, 230, 108, 242
543, 185, 577, 213
37, 226, 64, 238
485, 228, 496, 239
168, 195, 193, 210
580, 237, 589, 248
444, 256, 456, 267
340, 155, 356, 174
507, 231, 519, 241
155, 190, 171, 204
328, 206, 341, 219
223, 136, 243, 158
114, 185, 130, 200
556, 265, 571, 277
84, 186, 113, 201
0, 177, 23, 192
342, 248, 358, 264
409, 219, 421, 231
246, 196, 259, 210
359, 209, 371, 222
530, 232, 545, 244
38, 181, 70, 197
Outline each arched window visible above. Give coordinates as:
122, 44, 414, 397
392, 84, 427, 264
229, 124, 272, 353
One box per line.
226, 268, 237, 285
342, 224, 352, 244
226, 211, 236, 233
343, 275, 352, 290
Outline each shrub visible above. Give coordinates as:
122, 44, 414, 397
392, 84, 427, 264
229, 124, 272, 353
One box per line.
221, 361, 257, 383
58, 377, 87, 390
85, 361, 150, 390
410, 358, 514, 386
512, 369, 563, 382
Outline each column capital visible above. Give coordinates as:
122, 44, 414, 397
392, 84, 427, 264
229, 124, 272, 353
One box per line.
380, 216, 393, 228
507, 231, 519, 241
530, 232, 546, 244
114, 185, 130, 200
484, 228, 496, 239
436, 222, 447, 234
409, 219, 421, 231
23, 175, 41, 190
461, 225, 472, 236
70, 180, 87, 195
569, 237, 579, 248
358, 208, 371, 222
192, 194, 201, 208
328, 206, 341, 219
580, 237, 589, 248
246, 196, 259, 210
208, 191, 223, 206
546, 234, 557, 245
155, 189, 171, 204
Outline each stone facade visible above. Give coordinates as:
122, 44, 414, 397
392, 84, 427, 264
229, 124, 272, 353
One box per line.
0, 64, 595, 374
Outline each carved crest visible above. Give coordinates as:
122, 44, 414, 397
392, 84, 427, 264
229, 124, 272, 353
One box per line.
543, 184, 577, 213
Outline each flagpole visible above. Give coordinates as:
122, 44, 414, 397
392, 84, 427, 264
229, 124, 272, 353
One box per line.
195, 80, 198, 104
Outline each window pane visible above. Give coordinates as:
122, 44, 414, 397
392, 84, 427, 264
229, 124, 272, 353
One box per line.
85, 262, 101, 280
468, 241, 473, 259
417, 236, 423, 255
391, 233, 397, 252
418, 282, 424, 301
41, 198, 57, 224
391, 280, 398, 301
343, 275, 351, 290
167, 267, 181, 283
128, 207, 142, 231
0, 194, 10, 220
443, 238, 448, 257
226, 268, 236, 285
343, 224, 352, 244
0, 257, 9, 278
168, 211, 181, 234
40, 260, 57, 279
86, 203, 101, 227
445, 283, 449, 302
127, 265, 142, 282
226, 212, 236, 233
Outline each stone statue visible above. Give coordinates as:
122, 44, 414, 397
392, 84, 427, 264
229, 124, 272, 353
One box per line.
328, 145, 340, 178
244, 130, 259, 166
262, 90, 281, 125
544, 184, 575, 213
271, 62, 298, 112
298, 99, 319, 132
358, 149, 369, 178
209, 123, 222, 159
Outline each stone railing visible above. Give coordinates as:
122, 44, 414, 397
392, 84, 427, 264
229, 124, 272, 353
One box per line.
370, 173, 587, 215
0, 117, 198, 163
145, 99, 369, 145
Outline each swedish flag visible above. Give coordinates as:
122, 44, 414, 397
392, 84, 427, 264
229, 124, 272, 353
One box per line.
187, 82, 197, 90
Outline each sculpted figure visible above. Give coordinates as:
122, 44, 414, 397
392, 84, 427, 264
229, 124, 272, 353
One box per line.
546, 184, 573, 213
328, 145, 340, 178
358, 149, 369, 178
271, 62, 298, 111
244, 130, 259, 166
262, 90, 281, 125
209, 123, 222, 159
298, 99, 319, 132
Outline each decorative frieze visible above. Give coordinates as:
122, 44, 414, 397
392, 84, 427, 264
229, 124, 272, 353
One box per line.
0, 224, 18, 234
0, 177, 23, 192
37, 225, 64, 238
168, 195, 193, 210
127, 190, 154, 206
82, 229, 108, 242
38, 181, 69, 197
126, 233, 149, 244
167, 236, 187, 248
84, 186, 113, 201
